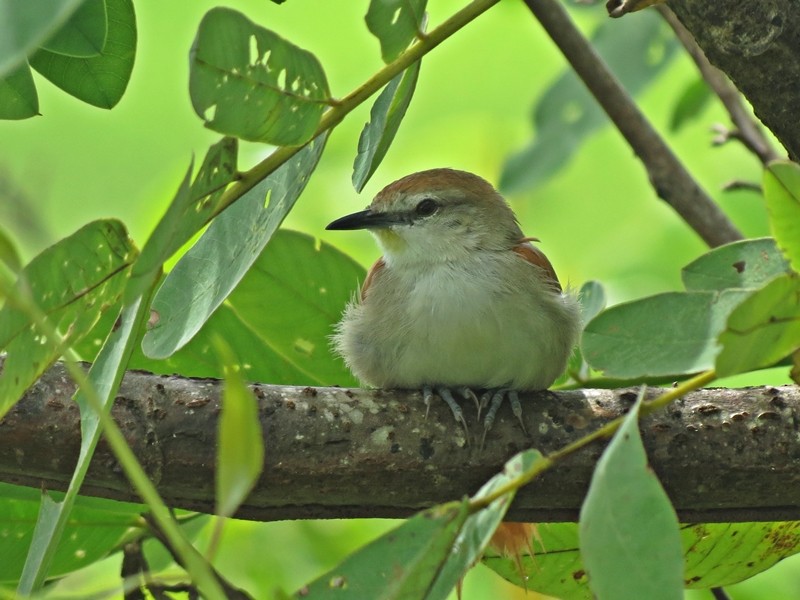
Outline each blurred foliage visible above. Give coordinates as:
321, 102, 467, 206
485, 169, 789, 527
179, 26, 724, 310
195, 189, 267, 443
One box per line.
0, 0, 797, 599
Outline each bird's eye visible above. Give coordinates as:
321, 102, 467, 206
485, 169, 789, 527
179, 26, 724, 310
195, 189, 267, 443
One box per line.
415, 198, 439, 217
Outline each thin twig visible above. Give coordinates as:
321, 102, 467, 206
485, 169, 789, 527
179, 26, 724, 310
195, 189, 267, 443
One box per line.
657, 6, 780, 165
521, 0, 743, 248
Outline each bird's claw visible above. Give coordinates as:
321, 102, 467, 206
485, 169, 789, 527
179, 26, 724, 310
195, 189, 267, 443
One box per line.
480, 389, 527, 450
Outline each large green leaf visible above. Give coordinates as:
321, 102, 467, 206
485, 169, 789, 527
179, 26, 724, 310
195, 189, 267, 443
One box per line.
764, 160, 800, 274
681, 237, 789, 292
500, 9, 677, 193
582, 290, 749, 379
0, 484, 143, 585
365, 0, 427, 63
484, 521, 800, 598
143, 133, 328, 359
352, 61, 421, 192
29, 0, 136, 109
292, 501, 471, 599
716, 274, 800, 377
579, 391, 683, 599
215, 340, 264, 518
0, 0, 86, 76
39, 0, 106, 58
189, 7, 329, 145
0, 220, 135, 416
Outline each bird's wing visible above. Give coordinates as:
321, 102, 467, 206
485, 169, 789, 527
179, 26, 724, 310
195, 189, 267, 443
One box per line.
360, 256, 387, 301
512, 240, 563, 293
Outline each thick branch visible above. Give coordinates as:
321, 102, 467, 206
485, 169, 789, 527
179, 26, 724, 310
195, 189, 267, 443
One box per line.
2, 361, 800, 523
667, 0, 800, 162
522, 0, 743, 248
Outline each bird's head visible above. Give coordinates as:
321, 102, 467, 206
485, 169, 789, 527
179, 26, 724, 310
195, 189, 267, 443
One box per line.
326, 168, 524, 264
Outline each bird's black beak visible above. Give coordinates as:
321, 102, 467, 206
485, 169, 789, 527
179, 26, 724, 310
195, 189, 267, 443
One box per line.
326, 209, 402, 231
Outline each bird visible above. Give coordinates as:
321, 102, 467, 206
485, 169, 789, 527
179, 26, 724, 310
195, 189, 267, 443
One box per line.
326, 168, 581, 441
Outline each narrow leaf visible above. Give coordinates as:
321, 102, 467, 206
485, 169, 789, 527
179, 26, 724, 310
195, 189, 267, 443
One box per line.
29, 0, 136, 109
669, 78, 712, 132
215, 339, 264, 517
0, 62, 39, 120
190, 7, 329, 145
0, 220, 136, 416
0, 226, 23, 273
365, 0, 427, 63
764, 160, 800, 274
39, 0, 107, 58
682, 237, 789, 292
352, 61, 421, 192
582, 290, 749, 379
143, 132, 328, 359
579, 390, 683, 600
127, 138, 239, 302
716, 274, 800, 377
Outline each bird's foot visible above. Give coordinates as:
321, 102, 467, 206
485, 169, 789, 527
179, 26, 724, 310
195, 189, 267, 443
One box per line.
423, 385, 479, 440
479, 389, 527, 449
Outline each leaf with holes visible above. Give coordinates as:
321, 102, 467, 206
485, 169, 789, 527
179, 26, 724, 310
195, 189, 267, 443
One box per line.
352, 60, 420, 192
29, 0, 136, 109
365, 0, 427, 63
0, 220, 136, 416
190, 7, 329, 145
143, 133, 328, 359
682, 237, 789, 292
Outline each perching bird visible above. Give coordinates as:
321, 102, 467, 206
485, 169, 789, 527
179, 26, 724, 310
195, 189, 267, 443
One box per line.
327, 168, 581, 440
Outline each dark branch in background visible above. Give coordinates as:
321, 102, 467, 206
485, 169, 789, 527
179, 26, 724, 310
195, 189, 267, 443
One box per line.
667, 0, 800, 162
2, 361, 800, 523
521, 0, 743, 248
656, 6, 781, 165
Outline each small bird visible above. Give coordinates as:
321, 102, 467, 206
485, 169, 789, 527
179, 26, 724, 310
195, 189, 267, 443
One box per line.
327, 168, 581, 440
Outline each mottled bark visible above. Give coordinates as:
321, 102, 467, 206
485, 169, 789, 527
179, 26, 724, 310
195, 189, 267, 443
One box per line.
1, 361, 799, 523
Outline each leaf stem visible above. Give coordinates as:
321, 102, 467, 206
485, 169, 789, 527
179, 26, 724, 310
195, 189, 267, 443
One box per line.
469, 370, 717, 512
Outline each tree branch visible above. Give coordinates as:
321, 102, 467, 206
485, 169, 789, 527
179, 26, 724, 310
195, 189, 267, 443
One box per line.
3, 361, 800, 523
667, 0, 800, 162
521, 0, 743, 248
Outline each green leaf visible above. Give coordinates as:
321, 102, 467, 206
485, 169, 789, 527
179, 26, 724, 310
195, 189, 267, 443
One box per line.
29, 0, 136, 109
668, 78, 712, 132
485, 521, 800, 598
0, 0, 86, 77
127, 138, 239, 302
764, 160, 800, 274
0, 226, 22, 273
716, 274, 800, 377
214, 339, 264, 518
578, 280, 606, 325
352, 61, 420, 192
500, 10, 677, 193
0, 484, 142, 585
18, 289, 153, 593
0, 62, 38, 120
143, 132, 328, 359
293, 501, 470, 599
427, 450, 544, 600
365, 0, 427, 63
682, 237, 790, 292
0, 219, 136, 416
39, 0, 107, 58
189, 7, 329, 145
582, 290, 749, 379
579, 390, 683, 600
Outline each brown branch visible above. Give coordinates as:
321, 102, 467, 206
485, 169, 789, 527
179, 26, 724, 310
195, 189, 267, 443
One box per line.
520, 0, 743, 248
656, 6, 781, 165
2, 361, 800, 523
